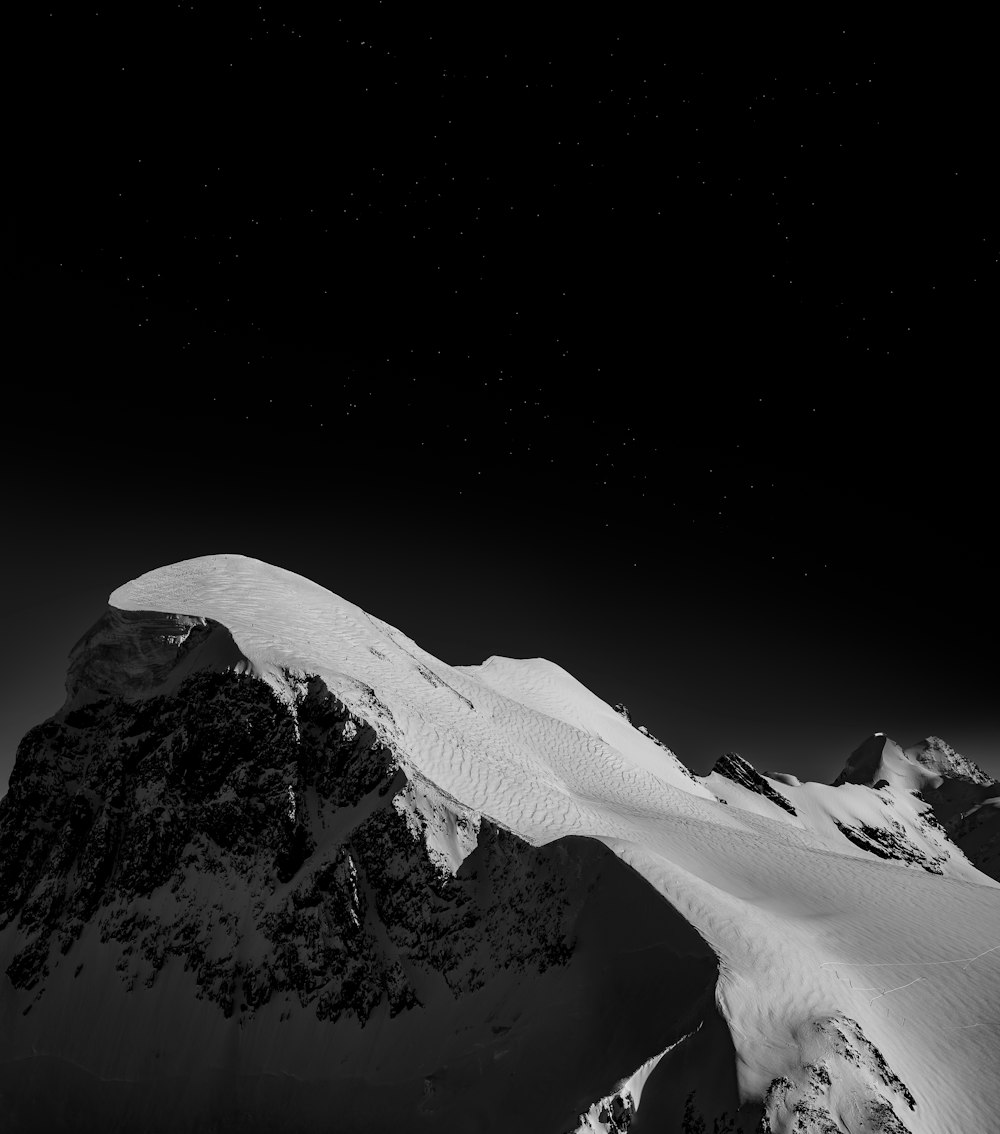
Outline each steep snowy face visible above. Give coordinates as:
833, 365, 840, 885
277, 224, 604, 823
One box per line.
834, 734, 916, 791
833, 733, 1000, 882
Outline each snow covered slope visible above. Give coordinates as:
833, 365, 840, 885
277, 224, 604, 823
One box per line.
1, 554, 998, 1133
701, 747, 984, 880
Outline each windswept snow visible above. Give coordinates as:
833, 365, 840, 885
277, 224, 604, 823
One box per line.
110, 555, 723, 845
102, 555, 1000, 1133
6, 553, 997, 1133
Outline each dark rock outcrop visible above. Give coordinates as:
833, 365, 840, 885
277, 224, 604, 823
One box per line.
711, 753, 797, 815
0, 606, 723, 1133
833, 819, 946, 875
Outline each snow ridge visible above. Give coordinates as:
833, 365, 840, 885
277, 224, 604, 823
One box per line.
1, 554, 998, 1134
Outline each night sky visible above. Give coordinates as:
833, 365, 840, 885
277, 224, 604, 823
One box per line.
6, 9, 997, 792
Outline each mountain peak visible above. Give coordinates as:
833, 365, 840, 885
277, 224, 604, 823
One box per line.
2, 556, 998, 1132
835, 732, 995, 792
832, 733, 902, 787
903, 736, 995, 787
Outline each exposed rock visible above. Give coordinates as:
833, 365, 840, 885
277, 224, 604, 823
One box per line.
0, 603, 723, 1132
833, 818, 945, 874
758, 1015, 914, 1134
711, 753, 797, 815
0, 660, 586, 1017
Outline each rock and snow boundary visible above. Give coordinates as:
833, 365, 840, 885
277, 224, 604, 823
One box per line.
1, 554, 997, 1133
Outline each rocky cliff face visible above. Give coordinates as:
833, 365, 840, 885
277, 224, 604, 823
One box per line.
2, 608, 604, 1017
0, 607, 722, 1132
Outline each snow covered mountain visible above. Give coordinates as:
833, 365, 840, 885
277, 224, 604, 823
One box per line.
1, 555, 998, 1133
833, 733, 1000, 882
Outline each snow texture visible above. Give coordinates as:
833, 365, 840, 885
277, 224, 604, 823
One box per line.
1, 554, 998, 1134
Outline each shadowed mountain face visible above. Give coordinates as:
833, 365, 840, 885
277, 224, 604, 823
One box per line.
834, 734, 1000, 882
0, 608, 729, 1133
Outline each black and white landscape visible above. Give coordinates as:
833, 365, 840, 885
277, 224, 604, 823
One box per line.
9, 11, 997, 1132
1, 554, 997, 1132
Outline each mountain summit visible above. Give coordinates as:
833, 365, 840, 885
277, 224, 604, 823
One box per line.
903, 736, 995, 787
835, 732, 994, 792
834, 732, 999, 883
1, 555, 998, 1133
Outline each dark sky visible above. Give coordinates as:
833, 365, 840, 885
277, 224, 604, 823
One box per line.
6, 9, 997, 792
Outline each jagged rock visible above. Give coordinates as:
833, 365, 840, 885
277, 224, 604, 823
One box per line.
833, 818, 946, 874
758, 1015, 915, 1134
0, 657, 591, 1017
711, 753, 797, 815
